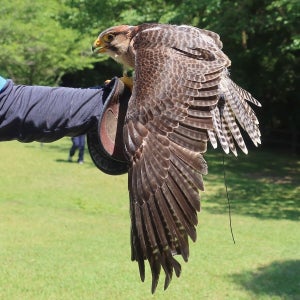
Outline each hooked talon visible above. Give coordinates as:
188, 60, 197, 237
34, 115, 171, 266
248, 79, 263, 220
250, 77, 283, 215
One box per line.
120, 76, 133, 91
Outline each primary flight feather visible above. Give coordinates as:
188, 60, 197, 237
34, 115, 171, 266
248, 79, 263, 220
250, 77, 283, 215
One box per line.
93, 23, 261, 293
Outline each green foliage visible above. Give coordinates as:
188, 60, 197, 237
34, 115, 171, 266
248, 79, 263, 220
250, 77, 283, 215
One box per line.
58, 0, 118, 33
0, 140, 299, 299
0, 0, 96, 85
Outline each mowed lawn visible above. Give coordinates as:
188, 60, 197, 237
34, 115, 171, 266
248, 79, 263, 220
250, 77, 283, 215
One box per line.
0, 138, 299, 300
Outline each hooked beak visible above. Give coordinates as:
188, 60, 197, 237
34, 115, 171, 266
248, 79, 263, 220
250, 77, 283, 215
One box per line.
92, 38, 106, 53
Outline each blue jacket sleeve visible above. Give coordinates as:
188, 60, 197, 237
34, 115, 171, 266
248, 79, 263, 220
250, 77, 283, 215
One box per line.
0, 78, 114, 142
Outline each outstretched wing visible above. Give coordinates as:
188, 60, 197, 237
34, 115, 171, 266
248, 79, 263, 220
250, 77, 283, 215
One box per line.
123, 24, 260, 293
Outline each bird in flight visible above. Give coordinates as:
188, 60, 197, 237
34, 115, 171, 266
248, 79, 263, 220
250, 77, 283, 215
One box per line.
92, 23, 261, 293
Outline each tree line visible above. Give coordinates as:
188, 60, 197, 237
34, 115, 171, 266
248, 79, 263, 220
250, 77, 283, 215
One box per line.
0, 0, 299, 153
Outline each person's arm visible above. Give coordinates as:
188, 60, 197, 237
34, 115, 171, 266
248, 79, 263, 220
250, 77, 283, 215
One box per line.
0, 76, 130, 175
0, 76, 113, 142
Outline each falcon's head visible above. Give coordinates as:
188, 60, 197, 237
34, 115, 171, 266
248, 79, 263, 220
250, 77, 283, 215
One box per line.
92, 25, 137, 69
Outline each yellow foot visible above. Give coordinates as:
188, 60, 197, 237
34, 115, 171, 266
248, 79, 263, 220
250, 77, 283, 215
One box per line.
120, 76, 133, 91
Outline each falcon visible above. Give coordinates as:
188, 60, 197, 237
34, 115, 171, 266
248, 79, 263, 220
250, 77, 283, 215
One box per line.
92, 23, 261, 293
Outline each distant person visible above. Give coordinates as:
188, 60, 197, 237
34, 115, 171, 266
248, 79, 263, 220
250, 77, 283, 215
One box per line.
68, 135, 86, 164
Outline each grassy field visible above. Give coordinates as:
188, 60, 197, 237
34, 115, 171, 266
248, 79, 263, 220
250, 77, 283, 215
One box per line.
0, 138, 299, 300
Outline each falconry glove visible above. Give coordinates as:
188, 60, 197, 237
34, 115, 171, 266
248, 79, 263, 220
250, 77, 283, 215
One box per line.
87, 77, 130, 175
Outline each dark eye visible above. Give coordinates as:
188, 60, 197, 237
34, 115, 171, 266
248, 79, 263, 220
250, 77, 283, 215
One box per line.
104, 34, 114, 42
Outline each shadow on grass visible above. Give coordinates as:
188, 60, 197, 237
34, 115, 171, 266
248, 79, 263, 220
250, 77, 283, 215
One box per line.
25, 142, 70, 152
204, 148, 300, 221
24, 141, 96, 168
231, 260, 300, 299
55, 158, 95, 168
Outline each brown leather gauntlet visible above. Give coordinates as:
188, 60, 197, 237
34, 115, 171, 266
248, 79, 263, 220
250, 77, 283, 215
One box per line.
87, 78, 131, 175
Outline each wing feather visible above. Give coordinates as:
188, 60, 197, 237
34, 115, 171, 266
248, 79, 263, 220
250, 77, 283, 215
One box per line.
162, 187, 196, 246
174, 125, 209, 142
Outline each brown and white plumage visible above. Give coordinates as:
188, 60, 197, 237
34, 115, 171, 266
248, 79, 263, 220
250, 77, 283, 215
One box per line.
93, 23, 261, 293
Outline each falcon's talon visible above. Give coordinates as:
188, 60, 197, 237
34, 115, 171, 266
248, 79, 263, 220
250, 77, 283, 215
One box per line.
120, 76, 133, 91
104, 79, 111, 85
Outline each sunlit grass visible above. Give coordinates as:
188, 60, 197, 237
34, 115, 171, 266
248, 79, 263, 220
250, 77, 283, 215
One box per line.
0, 139, 299, 299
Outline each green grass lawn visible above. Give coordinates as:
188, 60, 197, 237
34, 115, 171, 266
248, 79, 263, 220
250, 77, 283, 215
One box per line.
0, 139, 299, 300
